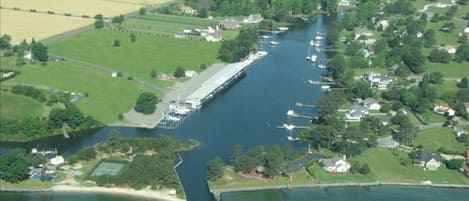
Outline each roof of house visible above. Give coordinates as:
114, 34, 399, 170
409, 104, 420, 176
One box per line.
434, 102, 450, 108
321, 156, 342, 167
363, 98, 378, 106
417, 150, 441, 162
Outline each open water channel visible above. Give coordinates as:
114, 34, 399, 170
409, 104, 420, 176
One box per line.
1, 15, 468, 201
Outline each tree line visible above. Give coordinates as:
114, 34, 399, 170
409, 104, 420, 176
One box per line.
218, 27, 258, 62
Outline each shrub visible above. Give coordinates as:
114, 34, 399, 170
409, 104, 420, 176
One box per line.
134, 92, 158, 114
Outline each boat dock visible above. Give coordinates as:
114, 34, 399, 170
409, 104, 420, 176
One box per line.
295, 102, 316, 108
277, 125, 310, 129
287, 110, 313, 119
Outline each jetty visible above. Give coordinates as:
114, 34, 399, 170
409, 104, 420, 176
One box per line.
295, 102, 316, 108
277, 124, 310, 129
287, 110, 313, 119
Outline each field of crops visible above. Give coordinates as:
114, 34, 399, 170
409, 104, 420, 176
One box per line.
0, 0, 172, 17
0, 9, 93, 45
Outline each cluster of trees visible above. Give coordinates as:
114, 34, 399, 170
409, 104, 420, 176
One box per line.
134, 92, 158, 114
174, 66, 185, 78
185, 0, 320, 21
0, 149, 30, 183
11, 85, 47, 102
350, 161, 370, 175
84, 133, 184, 190
0, 103, 100, 141
95, 14, 105, 29
428, 49, 451, 63
1, 38, 48, 65
206, 157, 224, 181
111, 15, 125, 24
218, 27, 257, 62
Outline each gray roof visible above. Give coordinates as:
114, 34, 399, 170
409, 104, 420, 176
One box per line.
321, 156, 342, 167
416, 150, 441, 163
363, 98, 378, 106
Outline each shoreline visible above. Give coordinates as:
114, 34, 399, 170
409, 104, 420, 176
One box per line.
210, 182, 469, 201
1, 185, 185, 201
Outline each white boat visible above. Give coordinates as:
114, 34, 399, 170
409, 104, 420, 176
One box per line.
314, 41, 321, 47
173, 106, 190, 115
255, 51, 268, 57
318, 64, 326, 69
286, 110, 296, 117
166, 115, 181, 121
315, 47, 321, 52
308, 80, 314, 84
261, 35, 271, 39
310, 40, 315, 46
270, 41, 280, 45
315, 35, 323, 40
283, 124, 296, 130
310, 55, 317, 62
321, 85, 331, 91
278, 27, 289, 31
287, 136, 300, 141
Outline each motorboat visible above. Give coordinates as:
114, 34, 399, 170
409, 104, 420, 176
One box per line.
283, 124, 296, 130
287, 136, 300, 141
270, 41, 280, 45
318, 64, 326, 69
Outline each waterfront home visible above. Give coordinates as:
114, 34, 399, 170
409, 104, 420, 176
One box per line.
219, 19, 239, 30
464, 102, 469, 113
354, 28, 373, 40
362, 72, 394, 90
50, 155, 65, 166
346, 105, 368, 120
243, 14, 263, 24
414, 150, 441, 171
363, 98, 381, 110
439, 45, 458, 54
320, 156, 351, 173
433, 102, 455, 116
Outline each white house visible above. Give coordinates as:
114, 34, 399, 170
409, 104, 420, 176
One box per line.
49, 155, 64, 166
243, 14, 263, 24
414, 150, 441, 171
376, 19, 389, 30
363, 72, 394, 90
205, 33, 222, 42
24, 51, 32, 60
439, 45, 457, 54
346, 105, 368, 120
434, 102, 453, 115
111, 72, 118, 77
338, 0, 351, 7
464, 27, 469, 33
354, 28, 374, 40
185, 70, 198, 78
363, 98, 381, 110
320, 156, 351, 173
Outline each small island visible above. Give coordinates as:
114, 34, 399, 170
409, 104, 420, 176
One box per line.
0, 130, 199, 201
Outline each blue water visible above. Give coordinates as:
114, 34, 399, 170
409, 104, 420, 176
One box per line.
2, 15, 467, 201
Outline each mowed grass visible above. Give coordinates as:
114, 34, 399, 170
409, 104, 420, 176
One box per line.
208, 166, 312, 191
0, 9, 93, 45
48, 29, 220, 87
420, 110, 448, 123
426, 20, 466, 46
425, 61, 469, 78
0, 91, 45, 119
353, 148, 469, 184
413, 127, 467, 153
2, 58, 151, 123
0, 0, 172, 17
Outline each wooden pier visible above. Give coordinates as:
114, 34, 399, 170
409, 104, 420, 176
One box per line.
295, 102, 316, 108
277, 125, 310, 129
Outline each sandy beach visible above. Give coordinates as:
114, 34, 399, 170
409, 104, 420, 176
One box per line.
51, 185, 185, 201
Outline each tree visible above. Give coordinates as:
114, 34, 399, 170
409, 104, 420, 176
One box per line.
113, 39, 120, 47
94, 19, 104, 29
235, 155, 256, 173
151, 70, 157, 78
112, 15, 124, 24
229, 144, 242, 166
0, 149, 30, 183
174, 66, 185, 78
0, 34, 12, 49
134, 92, 158, 114
206, 157, 224, 181
423, 29, 436, 48
457, 77, 468, 88
31, 43, 48, 62
130, 33, 136, 42
139, 7, 146, 15
455, 44, 469, 62
428, 72, 443, 84
359, 163, 370, 175
444, 159, 464, 170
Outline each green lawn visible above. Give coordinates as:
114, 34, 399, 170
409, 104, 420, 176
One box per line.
311, 164, 375, 183
353, 148, 469, 184
425, 61, 469, 78
420, 110, 448, 123
208, 166, 312, 191
413, 127, 467, 153
0, 91, 45, 119
426, 20, 466, 46
48, 29, 220, 87
432, 81, 459, 97
2, 59, 151, 123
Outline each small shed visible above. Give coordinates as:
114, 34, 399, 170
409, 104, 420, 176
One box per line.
185, 70, 198, 78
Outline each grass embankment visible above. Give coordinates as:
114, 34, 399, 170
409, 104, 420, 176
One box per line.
0, 172, 66, 190
48, 29, 220, 87
1, 57, 153, 123
0, 91, 45, 119
413, 127, 467, 153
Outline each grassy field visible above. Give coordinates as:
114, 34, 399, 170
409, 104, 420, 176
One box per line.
0, 9, 93, 45
426, 20, 466, 46
0, 91, 45, 119
432, 81, 459, 97
425, 61, 469, 78
353, 148, 469, 184
208, 166, 313, 191
48, 29, 220, 87
0, 0, 172, 17
1, 57, 153, 123
420, 110, 448, 123
413, 127, 467, 153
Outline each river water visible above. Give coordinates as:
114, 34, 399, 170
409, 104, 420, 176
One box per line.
1, 15, 468, 201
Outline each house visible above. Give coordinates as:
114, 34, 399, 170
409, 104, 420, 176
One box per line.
361, 38, 377, 46
320, 156, 351, 173
414, 150, 441, 170
205, 33, 222, 42
185, 70, 198, 78
416, 32, 423, 38
338, 0, 350, 6
363, 72, 394, 89
433, 102, 454, 115
354, 28, 373, 40
363, 98, 381, 110
24, 51, 32, 60
243, 14, 263, 24
111, 72, 118, 77
439, 45, 458, 54
346, 105, 368, 120
464, 27, 469, 33
453, 127, 468, 137
180, 5, 196, 15
219, 19, 239, 30
464, 102, 469, 113
49, 155, 64, 166
376, 19, 389, 30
